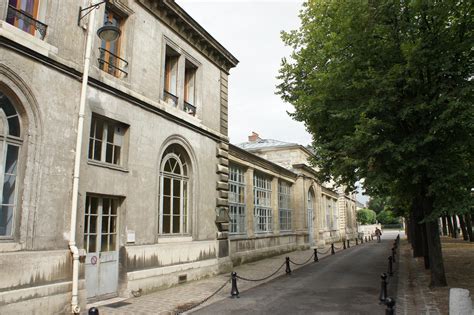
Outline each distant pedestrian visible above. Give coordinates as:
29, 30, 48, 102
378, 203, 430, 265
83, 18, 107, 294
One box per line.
375, 227, 382, 242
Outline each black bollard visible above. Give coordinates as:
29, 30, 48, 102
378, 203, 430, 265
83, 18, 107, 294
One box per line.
388, 256, 393, 276
385, 297, 396, 315
230, 272, 239, 298
343, 240, 346, 249
285, 257, 291, 274
89, 307, 99, 315
347, 239, 350, 248
361, 237, 364, 244
379, 273, 388, 302
365, 236, 368, 243
371, 235, 374, 241
331, 243, 335, 255
314, 248, 319, 262
356, 238, 359, 245
392, 247, 396, 263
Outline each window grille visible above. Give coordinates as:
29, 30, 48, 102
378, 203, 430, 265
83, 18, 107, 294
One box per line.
279, 181, 292, 231
254, 173, 272, 233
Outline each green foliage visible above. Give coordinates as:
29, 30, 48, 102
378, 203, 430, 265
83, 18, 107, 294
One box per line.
377, 210, 400, 225
277, 0, 474, 220
357, 208, 377, 225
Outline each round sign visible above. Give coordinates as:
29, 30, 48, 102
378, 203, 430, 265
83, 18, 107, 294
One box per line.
91, 256, 97, 265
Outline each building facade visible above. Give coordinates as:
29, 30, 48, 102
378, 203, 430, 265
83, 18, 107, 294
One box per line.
0, 0, 237, 313
228, 133, 358, 262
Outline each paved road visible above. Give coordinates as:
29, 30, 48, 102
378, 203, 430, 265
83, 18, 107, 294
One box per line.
192, 231, 400, 315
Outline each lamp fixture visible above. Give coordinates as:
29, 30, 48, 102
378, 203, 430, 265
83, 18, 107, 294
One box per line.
97, 20, 121, 42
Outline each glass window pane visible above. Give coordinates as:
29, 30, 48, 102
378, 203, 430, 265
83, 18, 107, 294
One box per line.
89, 215, 97, 233
163, 215, 170, 233
7, 116, 20, 137
172, 215, 180, 233
102, 198, 110, 215
93, 140, 102, 160
163, 196, 170, 215
111, 199, 118, 215
95, 119, 104, 140
163, 177, 171, 196
105, 143, 113, 163
0, 98, 16, 116
101, 235, 108, 252
107, 124, 114, 143
88, 139, 94, 159
2, 174, 16, 205
109, 216, 116, 233
89, 235, 97, 253
173, 179, 180, 197
113, 146, 121, 165
90, 197, 98, 214
109, 234, 116, 251
102, 215, 109, 234
173, 197, 180, 214
0, 205, 13, 236
5, 145, 18, 174
84, 215, 89, 234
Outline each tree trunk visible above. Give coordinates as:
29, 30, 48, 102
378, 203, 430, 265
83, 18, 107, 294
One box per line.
459, 215, 469, 241
411, 205, 424, 257
422, 223, 430, 269
446, 215, 454, 237
441, 216, 448, 236
423, 196, 447, 287
465, 213, 473, 242
406, 216, 411, 242
452, 215, 458, 238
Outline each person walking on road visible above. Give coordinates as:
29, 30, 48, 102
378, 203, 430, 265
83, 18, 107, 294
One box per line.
375, 227, 382, 242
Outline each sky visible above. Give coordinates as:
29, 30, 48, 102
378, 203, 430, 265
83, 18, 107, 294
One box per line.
177, 0, 369, 205
178, 0, 311, 146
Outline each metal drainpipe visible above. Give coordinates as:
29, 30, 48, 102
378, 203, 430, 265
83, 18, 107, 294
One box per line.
69, 3, 96, 313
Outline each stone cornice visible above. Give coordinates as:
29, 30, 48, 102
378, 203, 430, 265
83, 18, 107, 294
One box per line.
137, 0, 239, 73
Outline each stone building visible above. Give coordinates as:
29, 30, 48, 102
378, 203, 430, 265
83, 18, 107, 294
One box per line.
0, 0, 237, 313
228, 132, 358, 263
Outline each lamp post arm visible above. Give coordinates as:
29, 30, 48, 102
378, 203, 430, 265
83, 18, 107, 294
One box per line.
77, 0, 107, 24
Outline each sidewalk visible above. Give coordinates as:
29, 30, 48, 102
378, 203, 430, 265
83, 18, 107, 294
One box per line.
91, 243, 341, 315
396, 236, 474, 315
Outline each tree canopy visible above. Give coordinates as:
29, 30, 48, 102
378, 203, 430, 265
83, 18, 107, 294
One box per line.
356, 208, 377, 225
278, 0, 473, 286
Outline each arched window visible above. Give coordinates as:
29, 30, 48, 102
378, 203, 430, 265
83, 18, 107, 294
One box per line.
0, 92, 21, 237
159, 144, 190, 235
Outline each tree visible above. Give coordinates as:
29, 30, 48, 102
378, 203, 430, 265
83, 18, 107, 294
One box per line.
278, 0, 473, 287
357, 208, 377, 225
377, 210, 400, 225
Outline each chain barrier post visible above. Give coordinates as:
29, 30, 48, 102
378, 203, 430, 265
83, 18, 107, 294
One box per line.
371, 235, 374, 241
356, 238, 358, 245
388, 256, 393, 276
385, 297, 395, 315
331, 243, 335, 255
231, 272, 239, 298
392, 247, 396, 263
285, 257, 291, 274
379, 273, 388, 302
347, 239, 350, 248
361, 236, 364, 244
314, 248, 319, 262
343, 240, 346, 249
88, 307, 99, 315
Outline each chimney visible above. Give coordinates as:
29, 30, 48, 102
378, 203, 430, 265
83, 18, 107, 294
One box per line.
248, 132, 260, 142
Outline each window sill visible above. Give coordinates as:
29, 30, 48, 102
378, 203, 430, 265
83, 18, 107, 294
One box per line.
0, 240, 22, 252
157, 236, 192, 243
0, 21, 58, 57
87, 160, 129, 173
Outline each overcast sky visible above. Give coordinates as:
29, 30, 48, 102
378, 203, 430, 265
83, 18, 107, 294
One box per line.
178, 0, 311, 146
177, 1, 368, 204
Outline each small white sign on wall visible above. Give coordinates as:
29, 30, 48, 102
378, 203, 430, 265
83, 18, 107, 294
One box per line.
127, 230, 135, 243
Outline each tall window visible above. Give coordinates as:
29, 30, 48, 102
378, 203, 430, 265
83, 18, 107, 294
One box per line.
0, 92, 21, 237
6, 0, 43, 37
326, 199, 332, 229
163, 46, 179, 107
184, 60, 197, 116
229, 165, 245, 234
279, 181, 292, 231
98, 7, 124, 77
159, 145, 190, 235
254, 173, 272, 233
332, 200, 338, 229
88, 114, 126, 166
83, 195, 119, 253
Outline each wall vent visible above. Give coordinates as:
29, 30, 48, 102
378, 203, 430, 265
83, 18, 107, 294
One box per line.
178, 274, 187, 283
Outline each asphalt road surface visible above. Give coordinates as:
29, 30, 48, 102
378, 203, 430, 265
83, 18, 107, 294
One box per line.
192, 231, 400, 315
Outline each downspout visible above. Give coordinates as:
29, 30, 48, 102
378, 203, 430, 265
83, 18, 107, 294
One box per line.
69, 4, 96, 313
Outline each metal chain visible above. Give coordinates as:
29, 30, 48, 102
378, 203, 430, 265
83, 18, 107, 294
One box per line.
317, 247, 331, 255
333, 245, 343, 250
289, 252, 315, 266
236, 262, 286, 282
175, 278, 230, 314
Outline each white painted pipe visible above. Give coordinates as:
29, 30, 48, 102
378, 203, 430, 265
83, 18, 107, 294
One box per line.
69, 2, 97, 313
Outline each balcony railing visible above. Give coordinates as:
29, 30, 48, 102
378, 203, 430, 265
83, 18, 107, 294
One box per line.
98, 48, 128, 77
6, 5, 47, 40
184, 101, 197, 116
163, 90, 178, 107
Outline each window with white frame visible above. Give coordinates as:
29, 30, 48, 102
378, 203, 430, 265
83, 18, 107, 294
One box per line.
163, 45, 179, 107
320, 195, 326, 229
279, 181, 292, 231
88, 114, 126, 166
254, 173, 272, 233
159, 144, 190, 235
326, 198, 332, 229
332, 199, 338, 229
229, 164, 245, 234
0, 92, 21, 237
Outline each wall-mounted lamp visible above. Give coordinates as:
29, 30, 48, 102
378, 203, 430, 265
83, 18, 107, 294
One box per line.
78, 0, 121, 42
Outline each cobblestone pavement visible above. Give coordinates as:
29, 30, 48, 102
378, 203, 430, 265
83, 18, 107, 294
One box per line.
396, 238, 442, 315
92, 243, 342, 315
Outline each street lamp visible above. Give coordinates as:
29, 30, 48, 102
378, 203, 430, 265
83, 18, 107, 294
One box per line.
69, 1, 121, 313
